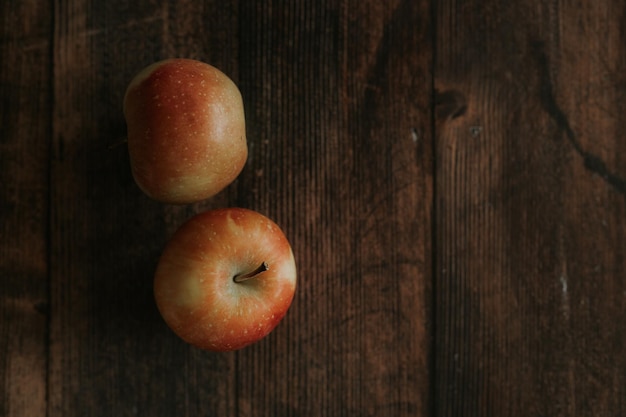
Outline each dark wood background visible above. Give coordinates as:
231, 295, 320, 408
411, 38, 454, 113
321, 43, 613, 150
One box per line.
1, 0, 625, 416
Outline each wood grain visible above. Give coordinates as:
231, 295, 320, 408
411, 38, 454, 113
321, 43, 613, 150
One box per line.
0, 1, 51, 416
434, 0, 626, 415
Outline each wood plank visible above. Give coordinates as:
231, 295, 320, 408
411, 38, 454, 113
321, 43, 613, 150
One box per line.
434, 0, 626, 415
48, 2, 240, 416
0, 1, 52, 416
235, 1, 433, 415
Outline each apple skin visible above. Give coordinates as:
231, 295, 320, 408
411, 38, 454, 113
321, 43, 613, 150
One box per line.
154, 208, 297, 352
123, 58, 247, 204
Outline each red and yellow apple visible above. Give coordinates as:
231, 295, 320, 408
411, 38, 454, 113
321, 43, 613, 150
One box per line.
154, 208, 297, 351
123, 58, 247, 204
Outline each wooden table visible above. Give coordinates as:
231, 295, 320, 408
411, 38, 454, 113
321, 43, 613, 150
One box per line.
2, 1, 625, 416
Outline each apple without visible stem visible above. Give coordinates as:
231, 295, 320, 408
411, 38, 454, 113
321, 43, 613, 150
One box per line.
154, 208, 297, 352
123, 58, 247, 204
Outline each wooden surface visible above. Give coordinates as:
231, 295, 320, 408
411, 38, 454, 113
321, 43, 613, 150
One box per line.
1, 1, 624, 416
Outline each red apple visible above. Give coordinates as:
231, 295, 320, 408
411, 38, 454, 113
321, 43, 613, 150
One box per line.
154, 208, 297, 351
123, 58, 247, 204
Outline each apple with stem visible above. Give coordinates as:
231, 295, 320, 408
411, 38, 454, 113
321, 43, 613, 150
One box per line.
154, 208, 297, 351
123, 58, 247, 204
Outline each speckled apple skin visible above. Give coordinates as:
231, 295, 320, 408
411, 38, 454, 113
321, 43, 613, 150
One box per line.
123, 59, 247, 204
154, 208, 297, 352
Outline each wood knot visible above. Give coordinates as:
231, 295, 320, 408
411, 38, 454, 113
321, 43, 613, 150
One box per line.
435, 89, 467, 120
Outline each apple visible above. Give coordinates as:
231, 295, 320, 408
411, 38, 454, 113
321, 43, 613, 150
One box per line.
154, 208, 297, 351
123, 58, 247, 204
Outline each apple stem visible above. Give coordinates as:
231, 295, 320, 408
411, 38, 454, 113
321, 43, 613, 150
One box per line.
233, 262, 269, 283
